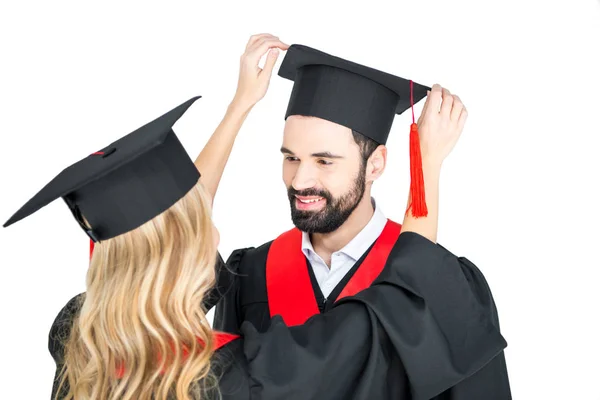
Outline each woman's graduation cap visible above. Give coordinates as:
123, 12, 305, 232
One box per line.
3, 96, 202, 245
278, 44, 431, 217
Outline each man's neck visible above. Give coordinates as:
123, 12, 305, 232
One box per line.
310, 195, 375, 266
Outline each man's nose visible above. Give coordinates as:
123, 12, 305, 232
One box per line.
291, 163, 317, 191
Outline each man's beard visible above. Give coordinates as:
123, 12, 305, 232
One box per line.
287, 169, 366, 234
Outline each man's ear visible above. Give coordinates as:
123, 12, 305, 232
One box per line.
366, 145, 387, 183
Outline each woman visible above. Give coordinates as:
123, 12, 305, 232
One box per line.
3, 36, 508, 400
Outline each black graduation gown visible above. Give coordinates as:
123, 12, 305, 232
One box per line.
49, 232, 510, 399
210, 233, 512, 399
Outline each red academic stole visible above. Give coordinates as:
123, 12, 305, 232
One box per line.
266, 219, 402, 326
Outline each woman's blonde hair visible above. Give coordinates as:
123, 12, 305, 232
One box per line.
55, 181, 218, 400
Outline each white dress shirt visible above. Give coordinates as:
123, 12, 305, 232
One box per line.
301, 199, 388, 298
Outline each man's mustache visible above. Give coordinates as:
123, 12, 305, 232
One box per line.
288, 187, 331, 200
287, 187, 333, 202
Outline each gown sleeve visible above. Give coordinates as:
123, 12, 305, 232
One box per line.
48, 293, 84, 400
432, 256, 512, 399
217, 231, 509, 400
211, 248, 252, 334
202, 252, 233, 312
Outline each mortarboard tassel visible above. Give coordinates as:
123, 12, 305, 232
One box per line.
407, 80, 428, 218
90, 239, 94, 261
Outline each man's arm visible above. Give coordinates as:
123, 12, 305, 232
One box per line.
402, 84, 468, 243
193, 34, 289, 205
401, 85, 511, 397
402, 163, 441, 242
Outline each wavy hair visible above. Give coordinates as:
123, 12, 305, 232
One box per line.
55, 181, 218, 399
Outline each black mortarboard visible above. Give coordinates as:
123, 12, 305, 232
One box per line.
278, 44, 430, 145
3, 96, 202, 242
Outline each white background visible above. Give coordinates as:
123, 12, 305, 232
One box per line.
1, 1, 599, 398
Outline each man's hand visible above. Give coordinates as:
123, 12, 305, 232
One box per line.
417, 84, 468, 168
402, 84, 468, 242
231, 33, 289, 112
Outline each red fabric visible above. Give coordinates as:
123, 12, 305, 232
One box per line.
407, 80, 428, 218
213, 332, 240, 350
336, 220, 401, 301
267, 219, 401, 326
266, 228, 320, 326
89, 240, 94, 260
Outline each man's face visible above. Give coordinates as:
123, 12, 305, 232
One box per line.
282, 116, 366, 234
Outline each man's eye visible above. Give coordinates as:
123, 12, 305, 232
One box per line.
285, 156, 298, 162
318, 159, 332, 165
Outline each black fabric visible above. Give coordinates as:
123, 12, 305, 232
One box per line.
48, 294, 84, 400
213, 242, 273, 335
203, 252, 237, 312
306, 256, 327, 312
3, 96, 201, 241
278, 44, 430, 144
50, 232, 510, 399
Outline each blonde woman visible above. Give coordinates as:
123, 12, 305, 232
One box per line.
3, 38, 509, 400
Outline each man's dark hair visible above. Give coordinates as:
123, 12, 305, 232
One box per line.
351, 130, 380, 168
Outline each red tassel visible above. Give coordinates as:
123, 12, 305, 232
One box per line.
406, 80, 428, 218
409, 123, 428, 217
89, 239, 94, 261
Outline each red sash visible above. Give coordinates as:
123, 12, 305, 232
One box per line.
213, 332, 240, 350
266, 219, 401, 326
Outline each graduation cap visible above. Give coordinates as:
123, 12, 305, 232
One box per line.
3, 96, 202, 246
278, 44, 431, 217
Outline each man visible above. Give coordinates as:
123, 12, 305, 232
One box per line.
84, 33, 510, 397
204, 36, 511, 398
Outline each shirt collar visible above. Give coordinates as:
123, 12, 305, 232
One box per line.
301, 198, 387, 262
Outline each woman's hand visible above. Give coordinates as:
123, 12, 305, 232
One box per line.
231, 33, 289, 112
